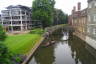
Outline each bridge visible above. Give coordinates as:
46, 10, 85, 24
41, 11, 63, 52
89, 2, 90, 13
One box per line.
45, 25, 75, 35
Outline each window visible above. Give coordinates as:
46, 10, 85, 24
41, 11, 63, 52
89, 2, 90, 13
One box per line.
87, 27, 90, 33
93, 15, 96, 21
88, 15, 91, 22
94, 2, 96, 7
89, 4, 92, 8
11, 10, 20, 16
12, 16, 20, 19
93, 28, 96, 34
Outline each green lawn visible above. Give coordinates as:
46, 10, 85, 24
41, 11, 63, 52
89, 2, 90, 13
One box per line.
4, 33, 42, 55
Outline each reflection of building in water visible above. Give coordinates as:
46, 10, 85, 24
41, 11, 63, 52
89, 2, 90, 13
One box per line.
68, 36, 96, 64
85, 44, 96, 58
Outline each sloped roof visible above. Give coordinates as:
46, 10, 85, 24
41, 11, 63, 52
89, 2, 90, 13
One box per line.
7, 5, 31, 11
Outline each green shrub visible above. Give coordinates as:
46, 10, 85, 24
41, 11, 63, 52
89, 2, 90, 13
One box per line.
0, 25, 6, 41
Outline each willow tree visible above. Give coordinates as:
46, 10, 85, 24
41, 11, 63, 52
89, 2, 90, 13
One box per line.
32, 0, 55, 28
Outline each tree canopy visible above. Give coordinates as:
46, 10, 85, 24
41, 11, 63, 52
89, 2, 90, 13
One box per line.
53, 9, 68, 25
32, 0, 55, 28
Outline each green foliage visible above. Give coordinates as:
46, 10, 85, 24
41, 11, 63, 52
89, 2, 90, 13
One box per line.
0, 25, 6, 41
0, 42, 13, 64
15, 56, 22, 63
32, 0, 55, 28
0, 25, 12, 64
53, 9, 68, 25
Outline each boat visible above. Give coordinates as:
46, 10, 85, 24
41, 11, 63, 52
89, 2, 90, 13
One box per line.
41, 41, 56, 47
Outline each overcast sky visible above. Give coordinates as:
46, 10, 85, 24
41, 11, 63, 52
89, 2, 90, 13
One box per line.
0, 0, 87, 14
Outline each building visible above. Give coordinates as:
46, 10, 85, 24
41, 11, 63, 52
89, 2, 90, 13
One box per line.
71, 2, 87, 41
69, 0, 96, 50
86, 0, 96, 49
68, 15, 72, 25
0, 5, 32, 32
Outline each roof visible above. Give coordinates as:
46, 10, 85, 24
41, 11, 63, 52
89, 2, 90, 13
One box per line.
88, 0, 94, 3
7, 5, 31, 11
72, 8, 87, 18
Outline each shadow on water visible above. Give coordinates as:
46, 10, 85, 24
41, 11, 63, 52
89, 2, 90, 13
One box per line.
28, 29, 96, 64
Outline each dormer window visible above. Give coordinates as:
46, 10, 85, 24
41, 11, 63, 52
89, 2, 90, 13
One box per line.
93, 14, 96, 22
88, 15, 91, 22
94, 2, 96, 7
89, 4, 92, 8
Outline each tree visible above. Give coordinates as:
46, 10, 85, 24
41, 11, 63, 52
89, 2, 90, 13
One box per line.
53, 9, 68, 25
0, 25, 13, 64
0, 25, 6, 41
32, 0, 55, 28
0, 42, 13, 64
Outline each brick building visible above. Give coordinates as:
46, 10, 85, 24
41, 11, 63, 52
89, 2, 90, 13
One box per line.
69, 0, 96, 50
70, 2, 87, 41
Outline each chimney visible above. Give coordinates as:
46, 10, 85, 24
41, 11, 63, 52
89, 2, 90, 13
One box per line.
73, 6, 76, 12
78, 2, 81, 11
72, 10, 74, 14
72, 6, 76, 13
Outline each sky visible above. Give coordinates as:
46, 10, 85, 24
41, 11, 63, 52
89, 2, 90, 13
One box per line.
0, 0, 87, 14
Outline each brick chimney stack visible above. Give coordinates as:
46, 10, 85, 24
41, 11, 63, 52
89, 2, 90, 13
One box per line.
78, 2, 81, 11
73, 6, 76, 12
72, 6, 76, 14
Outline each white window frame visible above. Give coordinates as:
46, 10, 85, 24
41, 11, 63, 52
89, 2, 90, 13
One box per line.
93, 28, 96, 35
87, 27, 90, 33
88, 15, 91, 22
93, 14, 96, 22
94, 2, 96, 7
89, 4, 92, 8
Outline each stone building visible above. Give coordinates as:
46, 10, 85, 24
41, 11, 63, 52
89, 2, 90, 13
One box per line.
71, 2, 87, 41
86, 0, 96, 49
0, 5, 32, 32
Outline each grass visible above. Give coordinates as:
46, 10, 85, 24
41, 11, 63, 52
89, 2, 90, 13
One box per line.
4, 29, 44, 55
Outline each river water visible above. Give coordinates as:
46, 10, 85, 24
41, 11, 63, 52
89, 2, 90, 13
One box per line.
28, 30, 96, 64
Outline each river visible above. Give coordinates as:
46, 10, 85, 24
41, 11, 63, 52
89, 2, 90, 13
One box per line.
28, 30, 96, 64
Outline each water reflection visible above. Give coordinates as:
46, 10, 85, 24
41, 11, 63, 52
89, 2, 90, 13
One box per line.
28, 31, 96, 64
29, 44, 55, 64
69, 36, 96, 64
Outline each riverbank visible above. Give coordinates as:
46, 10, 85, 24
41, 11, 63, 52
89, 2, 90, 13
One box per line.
3, 24, 66, 64
22, 24, 67, 64
28, 29, 96, 64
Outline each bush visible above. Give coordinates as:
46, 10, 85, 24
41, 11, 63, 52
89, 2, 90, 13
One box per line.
0, 42, 13, 64
0, 25, 6, 41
